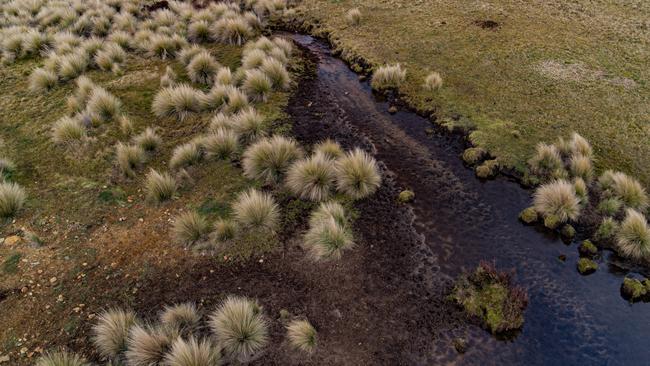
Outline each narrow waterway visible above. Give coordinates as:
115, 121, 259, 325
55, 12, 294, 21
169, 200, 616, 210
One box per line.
287, 33, 650, 365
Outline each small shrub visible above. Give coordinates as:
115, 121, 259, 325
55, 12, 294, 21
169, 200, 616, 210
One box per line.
286, 154, 336, 201
371, 64, 406, 90
260, 57, 290, 90
0, 181, 26, 217
187, 51, 219, 85
29, 68, 58, 92
243, 136, 304, 184
346, 8, 362, 25
169, 142, 203, 170
36, 351, 88, 366
164, 337, 221, 366
242, 69, 273, 102
208, 296, 269, 362
125, 324, 175, 366
145, 169, 177, 202
528, 143, 563, 180
232, 189, 280, 230
334, 148, 381, 199
52, 116, 86, 145
616, 209, 650, 261
313, 139, 344, 161
160, 303, 201, 334
152, 84, 203, 120
595, 217, 618, 241
133, 127, 162, 152
233, 107, 266, 143
86, 87, 122, 123
200, 129, 239, 160
93, 308, 139, 359
116, 143, 145, 177
423, 72, 443, 91
533, 180, 580, 224
286, 319, 317, 353
173, 211, 211, 245
569, 154, 593, 183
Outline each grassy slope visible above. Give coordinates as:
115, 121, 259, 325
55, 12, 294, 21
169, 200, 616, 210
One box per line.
0, 44, 290, 362
296, 0, 650, 185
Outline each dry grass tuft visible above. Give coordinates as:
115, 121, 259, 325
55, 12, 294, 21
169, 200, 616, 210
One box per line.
36, 351, 88, 366
125, 324, 176, 366
346, 8, 362, 26
334, 148, 381, 199
243, 136, 304, 184
152, 84, 203, 120
172, 211, 211, 245
371, 64, 406, 90
145, 169, 177, 202
616, 209, 650, 261
0, 181, 26, 217
116, 143, 146, 177
314, 139, 344, 160
133, 127, 162, 152
160, 303, 201, 334
423, 72, 443, 91
92, 308, 139, 359
286, 319, 317, 353
533, 180, 580, 223
169, 142, 203, 170
569, 154, 593, 183
528, 143, 564, 180
164, 337, 221, 366
232, 189, 280, 231
200, 129, 240, 160
29, 68, 58, 92
187, 51, 219, 85
52, 116, 86, 145
286, 154, 336, 201
86, 87, 122, 123
242, 69, 273, 102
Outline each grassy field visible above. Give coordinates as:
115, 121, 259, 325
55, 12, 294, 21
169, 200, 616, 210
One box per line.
295, 0, 650, 185
0, 43, 291, 362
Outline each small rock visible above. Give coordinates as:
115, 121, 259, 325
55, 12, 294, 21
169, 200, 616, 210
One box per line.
49, 277, 57, 284
388, 106, 398, 114
4, 235, 21, 246
577, 258, 597, 275
424, 127, 435, 135
558, 254, 567, 262
0, 355, 10, 363
453, 338, 467, 354
358, 75, 367, 82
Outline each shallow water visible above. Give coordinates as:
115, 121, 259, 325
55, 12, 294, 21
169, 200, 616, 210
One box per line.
289, 33, 650, 366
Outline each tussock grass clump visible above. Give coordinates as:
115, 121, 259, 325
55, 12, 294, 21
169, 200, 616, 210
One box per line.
67, 76, 96, 112
233, 107, 266, 143
145, 169, 177, 202
216, 67, 234, 86
528, 143, 564, 180
178, 45, 206, 67
242, 69, 273, 102
286, 154, 336, 201
160, 66, 177, 88
212, 17, 254, 45
119, 115, 135, 136
569, 154, 593, 183
200, 129, 239, 160
152, 84, 203, 120
125, 324, 175, 366
596, 217, 618, 241
232, 189, 280, 230
314, 139, 344, 160
93, 308, 139, 359
148, 34, 184, 59
573, 177, 588, 205
52, 116, 86, 145
169, 142, 203, 170
273, 37, 293, 58
58, 51, 89, 80
286, 319, 317, 353
225, 87, 249, 114
213, 219, 237, 241
173, 211, 211, 245
86, 88, 122, 123
371, 64, 406, 90
334, 148, 381, 199
610, 172, 649, 210
346, 8, 362, 25
242, 49, 266, 70
209, 296, 269, 362
533, 180, 580, 224
423, 71, 443, 91
305, 215, 354, 260
242, 136, 304, 184
95, 43, 126, 72
164, 337, 221, 366
260, 57, 290, 90
209, 112, 235, 132
598, 197, 622, 216
187, 51, 219, 85
0, 181, 26, 217
307, 202, 350, 243
188, 20, 212, 43
36, 351, 88, 366
570, 132, 593, 158
108, 31, 133, 50
202, 84, 230, 111
29, 68, 58, 92
116, 143, 145, 177
616, 209, 650, 261
160, 303, 201, 334
133, 127, 162, 152
0, 158, 15, 180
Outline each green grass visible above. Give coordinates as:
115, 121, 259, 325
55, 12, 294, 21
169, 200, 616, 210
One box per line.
2, 253, 21, 274
297, 0, 650, 185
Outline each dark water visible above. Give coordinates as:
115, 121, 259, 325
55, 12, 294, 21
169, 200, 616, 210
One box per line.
289, 34, 650, 366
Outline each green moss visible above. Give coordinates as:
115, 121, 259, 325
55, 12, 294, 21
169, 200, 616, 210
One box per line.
462, 147, 486, 165
598, 197, 623, 216
2, 253, 21, 274
519, 207, 538, 224
560, 224, 576, 239
621, 277, 647, 301
577, 258, 598, 275
578, 240, 598, 257
398, 190, 415, 203
475, 159, 499, 179
543, 215, 560, 230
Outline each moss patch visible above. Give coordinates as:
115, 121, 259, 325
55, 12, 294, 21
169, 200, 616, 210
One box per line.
398, 190, 415, 203
578, 240, 598, 257
577, 258, 598, 275
518, 207, 537, 224
621, 277, 650, 302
